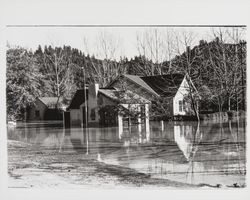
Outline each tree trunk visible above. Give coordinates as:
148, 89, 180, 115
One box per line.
228, 97, 231, 111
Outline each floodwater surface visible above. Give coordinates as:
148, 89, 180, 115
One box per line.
8, 119, 246, 187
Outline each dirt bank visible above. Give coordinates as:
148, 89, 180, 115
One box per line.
8, 140, 202, 189
8, 140, 245, 189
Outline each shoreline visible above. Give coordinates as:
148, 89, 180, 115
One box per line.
8, 140, 245, 189
8, 140, 198, 189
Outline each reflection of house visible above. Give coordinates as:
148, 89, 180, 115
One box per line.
66, 73, 196, 128
27, 97, 66, 121
174, 123, 199, 161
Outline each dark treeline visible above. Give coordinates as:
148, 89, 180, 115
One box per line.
6, 37, 246, 120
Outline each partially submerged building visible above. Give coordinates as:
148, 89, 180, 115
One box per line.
66, 73, 197, 128
67, 84, 150, 129
67, 89, 88, 127
26, 97, 66, 121
108, 73, 196, 116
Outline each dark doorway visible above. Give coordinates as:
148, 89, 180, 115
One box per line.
35, 110, 40, 118
64, 111, 70, 128
44, 109, 63, 120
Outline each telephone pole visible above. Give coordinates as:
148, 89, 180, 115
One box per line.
82, 67, 89, 154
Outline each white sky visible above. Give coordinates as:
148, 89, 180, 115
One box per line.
6, 26, 229, 60
3, 0, 247, 61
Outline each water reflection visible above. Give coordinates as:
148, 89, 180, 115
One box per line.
8, 119, 246, 186
174, 122, 201, 161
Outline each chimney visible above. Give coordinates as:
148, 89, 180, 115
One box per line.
88, 83, 99, 97
94, 83, 99, 97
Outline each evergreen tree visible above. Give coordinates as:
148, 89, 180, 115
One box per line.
6, 47, 41, 120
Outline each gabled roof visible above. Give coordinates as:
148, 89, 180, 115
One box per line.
140, 73, 186, 97
123, 73, 186, 97
38, 97, 64, 108
109, 73, 187, 98
123, 74, 159, 96
98, 88, 150, 104
68, 89, 88, 110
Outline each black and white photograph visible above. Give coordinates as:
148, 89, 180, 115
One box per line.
0, 0, 249, 199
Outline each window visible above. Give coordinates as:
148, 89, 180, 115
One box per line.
178, 100, 186, 112
179, 100, 183, 112
35, 110, 40, 117
90, 108, 96, 120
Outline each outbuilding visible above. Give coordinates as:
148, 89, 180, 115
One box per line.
26, 97, 66, 121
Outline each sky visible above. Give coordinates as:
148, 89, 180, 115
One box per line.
6, 26, 242, 61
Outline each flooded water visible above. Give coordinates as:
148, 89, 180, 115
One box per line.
7, 119, 246, 187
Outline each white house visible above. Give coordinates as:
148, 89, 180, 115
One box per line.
108, 73, 197, 117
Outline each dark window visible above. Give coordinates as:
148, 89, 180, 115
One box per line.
35, 110, 40, 117
90, 108, 96, 120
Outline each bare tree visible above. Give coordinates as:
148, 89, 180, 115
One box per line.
172, 30, 203, 121
136, 29, 175, 75
172, 30, 201, 74
208, 28, 246, 113
225, 27, 246, 112
40, 45, 76, 105
83, 31, 128, 87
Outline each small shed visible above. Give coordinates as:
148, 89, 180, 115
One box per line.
27, 97, 66, 121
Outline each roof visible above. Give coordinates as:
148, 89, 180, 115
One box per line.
98, 88, 150, 104
98, 89, 119, 102
124, 74, 159, 96
68, 89, 88, 109
140, 73, 186, 97
38, 97, 64, 108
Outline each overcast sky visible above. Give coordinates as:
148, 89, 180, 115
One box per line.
6, 26, 246, 61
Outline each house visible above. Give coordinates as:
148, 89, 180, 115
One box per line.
67, 89, 88, 127
26, 97, 66, 121
66, 73, 196, 128
67, 84, 150, 129
98, 87, 150, 128
108, 73, 197, 116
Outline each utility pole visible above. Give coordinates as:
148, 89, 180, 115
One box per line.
82, 67, 88, 128
82, 66, 89, 154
